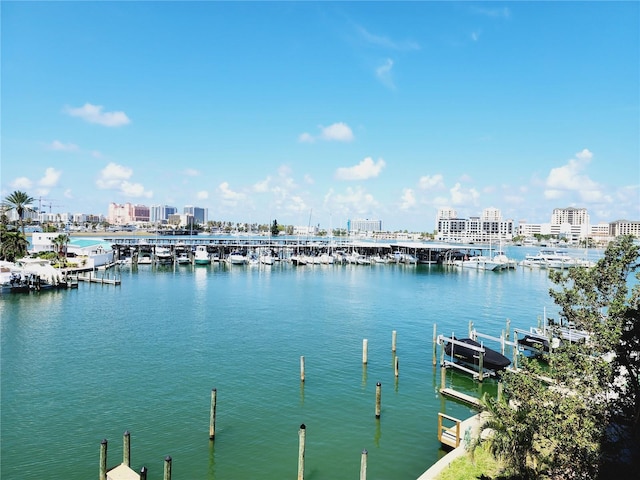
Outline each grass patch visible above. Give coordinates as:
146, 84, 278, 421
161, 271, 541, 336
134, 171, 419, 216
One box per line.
436, 444, 504, 480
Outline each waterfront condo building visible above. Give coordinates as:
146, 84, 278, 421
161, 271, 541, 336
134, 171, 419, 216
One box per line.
347, 218, 383, 234
108, 202, 150, 225
436, 208, 514, 242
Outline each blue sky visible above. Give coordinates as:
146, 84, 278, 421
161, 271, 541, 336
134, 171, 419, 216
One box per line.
2, 1, 638, 231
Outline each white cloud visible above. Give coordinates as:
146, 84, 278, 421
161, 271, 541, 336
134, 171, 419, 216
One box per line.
120, 181, 152, 198
218, 182, 246, 207
298, 132, 315, 143
471, 30, 481, 42
197, 190, 209, 200
450, 182, 480, 206
471, 6, 511, 19
64, 103, 131, 127
335, 156, 386, 181
399, 188, 416, 210
39, 167, 61, 188
11, 177, 33, 189
63, 189, 73, 199
183, 168, 200, 176
320, 122, 354, 142
323, 186, 379, 218
544, 149, 605, 202
253, 177, 271, 193
376, 58, 395, 90
299, 122, 354, 143
97, 162, 133, 189
303, 174, 314, 185
355, 25, 420, 51
418, 174, 445, 190
48, 140, 79, 152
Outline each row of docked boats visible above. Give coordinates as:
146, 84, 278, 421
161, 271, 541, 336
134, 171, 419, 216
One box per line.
449, 250, 517, 271
519, 249, 595, 269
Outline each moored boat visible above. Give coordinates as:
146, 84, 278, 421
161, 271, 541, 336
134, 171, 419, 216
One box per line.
444, 337, 511, 371
194, 245, 211, 265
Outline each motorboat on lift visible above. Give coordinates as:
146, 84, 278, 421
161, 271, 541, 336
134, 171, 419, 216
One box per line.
444, 337, 511, 371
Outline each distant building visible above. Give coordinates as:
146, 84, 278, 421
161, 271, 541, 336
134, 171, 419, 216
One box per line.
184, 206, 207, 225
609, 219, 640, 238
347, 219, 383, 234
108, 203, 150, 224
150, 205, 177, 224
436, 208, 514, 242
552, 207, 590, 226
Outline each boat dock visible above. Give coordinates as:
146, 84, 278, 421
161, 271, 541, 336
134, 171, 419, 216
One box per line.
440, 388, 483, 409
77, 271, 121, 285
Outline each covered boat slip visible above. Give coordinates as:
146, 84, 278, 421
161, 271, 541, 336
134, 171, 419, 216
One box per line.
105, 237, 489, 265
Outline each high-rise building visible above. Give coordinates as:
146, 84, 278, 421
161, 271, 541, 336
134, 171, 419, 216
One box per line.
552, 207, 590, 225
183, 206, 207, 225
150, 205, 177, 224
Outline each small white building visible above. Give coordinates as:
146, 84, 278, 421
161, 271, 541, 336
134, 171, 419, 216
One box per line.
29, 233, 114, 268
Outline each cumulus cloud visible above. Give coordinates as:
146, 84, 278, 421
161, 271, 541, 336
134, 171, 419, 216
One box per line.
48, 140, 79, 152
335, 157, 386, 181
399, 188, 416, 210
11, 177, 33, 189
544, 149, 607, 202
64, 103, 131, 127
218, 182, 246, 207
376, 58, 395, 90
39, 167, 61, 188
450, 182, 480, 206
418, 174, 445, 190
253, 177, 271, 193
324, 186, 379, 217
121, 181, 152, 198
96, 162, 151, 198
97, 162, 133, 189
299, 122, 354, 143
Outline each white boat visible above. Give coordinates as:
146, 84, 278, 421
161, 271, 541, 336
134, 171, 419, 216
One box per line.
520, 249, 591, 269
1, 258, 65, 292
492, 250, 517, 270
259, 253, 275, 265
176, 252, 191, 264
155, 246, 173, 264
453, 255, 502, 271
227, 251, 248, 265
194, 246, 211, 265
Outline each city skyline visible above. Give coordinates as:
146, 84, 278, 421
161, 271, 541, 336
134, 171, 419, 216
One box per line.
2, 2, 639, 231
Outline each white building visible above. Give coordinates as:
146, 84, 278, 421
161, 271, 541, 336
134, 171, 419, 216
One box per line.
29, 233, 114, 268
436, 208, 514, 242
552, 207, 590, 226
347, 218, 383, 233
150, 205, 177, 224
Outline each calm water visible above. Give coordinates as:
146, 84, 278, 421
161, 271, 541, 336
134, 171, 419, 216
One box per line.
0, 246, 601, 480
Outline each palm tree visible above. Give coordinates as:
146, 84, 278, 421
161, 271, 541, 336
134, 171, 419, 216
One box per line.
52, 233, 70, 264
3, 191, 35, 234
0, 230, 29, 261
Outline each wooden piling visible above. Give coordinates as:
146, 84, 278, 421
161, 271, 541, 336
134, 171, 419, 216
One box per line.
300, 356, 305, 382
506, 318, 511, 340
375, 382, 382, 418
164, 456, 172, 480
432, 324, 437, 366
362, 339, 368, 365
498, 380, 503, 401
209, 388, 217, 440
468, 321, 473, 338
360, 449, 368, 480
391, 330, 397, 353
512, 332, 518, 370
298, 424, 306, 480
140, 466, 148, 480
394, 356, 399, 377
123, 430, 130, 467
478, 346, 484, 382
99, 439, 107, 480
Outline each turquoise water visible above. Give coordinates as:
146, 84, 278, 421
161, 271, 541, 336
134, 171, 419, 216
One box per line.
0, 247, 599, 479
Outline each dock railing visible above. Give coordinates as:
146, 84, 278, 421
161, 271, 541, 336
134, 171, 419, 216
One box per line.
437, 412, 462, 449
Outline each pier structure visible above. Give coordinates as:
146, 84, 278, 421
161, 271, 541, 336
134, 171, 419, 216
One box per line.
104, 237, 493, 266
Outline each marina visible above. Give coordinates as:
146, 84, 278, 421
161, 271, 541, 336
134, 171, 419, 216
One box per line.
0, 245, 604, 479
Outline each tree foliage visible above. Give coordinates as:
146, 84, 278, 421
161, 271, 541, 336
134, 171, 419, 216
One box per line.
3, 190, 35, 234
0, 228, 29, 261
475, 235, 640, 479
